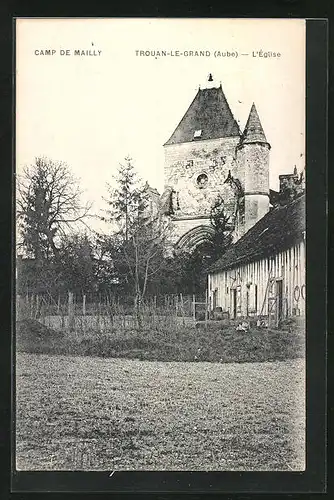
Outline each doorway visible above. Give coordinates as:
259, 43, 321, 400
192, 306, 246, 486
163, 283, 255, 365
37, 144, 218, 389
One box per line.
276, 279, 283, 322
213, 288, 218, 310
231, 288, 237, 318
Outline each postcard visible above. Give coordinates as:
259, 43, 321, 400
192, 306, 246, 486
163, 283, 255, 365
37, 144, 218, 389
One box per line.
15, 18, 308, 478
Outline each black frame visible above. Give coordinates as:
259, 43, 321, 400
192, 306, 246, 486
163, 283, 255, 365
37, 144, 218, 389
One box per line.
5, 16, 327, 495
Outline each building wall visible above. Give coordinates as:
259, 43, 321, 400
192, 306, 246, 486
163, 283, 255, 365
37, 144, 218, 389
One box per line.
237, 142, 270, 234
164, 137, 240, 220
208, 238, 306, 319
243, 194, 270, 235
237, 143, 270, 194
163, 130, 272, 249
164, 137, 240, 185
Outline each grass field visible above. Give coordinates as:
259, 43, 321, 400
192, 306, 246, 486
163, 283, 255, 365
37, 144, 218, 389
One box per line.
16, 353, 305, 471
16, 318, 305, 363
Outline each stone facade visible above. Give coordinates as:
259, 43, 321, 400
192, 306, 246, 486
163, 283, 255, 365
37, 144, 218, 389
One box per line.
236, 142, 270, 234
160, 82, 271, 251
164, 137, 242, 245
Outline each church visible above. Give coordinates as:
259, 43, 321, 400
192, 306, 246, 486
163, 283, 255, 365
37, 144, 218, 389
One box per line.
159, 74, 270, 249
157, 74, 305, 323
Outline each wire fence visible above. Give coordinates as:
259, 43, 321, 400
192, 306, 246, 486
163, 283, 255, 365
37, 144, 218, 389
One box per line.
16, 292, 209, 332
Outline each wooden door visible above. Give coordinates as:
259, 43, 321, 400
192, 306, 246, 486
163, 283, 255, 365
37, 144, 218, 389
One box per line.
230, 288, 237, 319
213, 288, 218, 309
276, 279, 283, 322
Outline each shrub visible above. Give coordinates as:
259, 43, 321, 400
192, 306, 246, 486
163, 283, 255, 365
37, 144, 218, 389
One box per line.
16, 318, 305, 363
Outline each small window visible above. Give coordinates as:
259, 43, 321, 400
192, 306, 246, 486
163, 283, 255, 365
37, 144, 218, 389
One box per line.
193, 129, 202, 139
196, 173, 208, 189
186, 159, 193, 167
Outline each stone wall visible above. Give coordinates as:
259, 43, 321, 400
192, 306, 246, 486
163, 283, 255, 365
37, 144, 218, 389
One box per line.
164, 137, 240, 221
163, 135, 270, 247
237, 142, 269, 195
237, 142, 270, 234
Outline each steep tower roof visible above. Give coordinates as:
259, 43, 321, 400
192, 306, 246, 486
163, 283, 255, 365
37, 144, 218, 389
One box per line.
164, 84, 241, 146
241, 103, 268, 144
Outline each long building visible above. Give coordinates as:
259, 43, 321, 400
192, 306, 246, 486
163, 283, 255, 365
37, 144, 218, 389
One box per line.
208, 194, 305, 324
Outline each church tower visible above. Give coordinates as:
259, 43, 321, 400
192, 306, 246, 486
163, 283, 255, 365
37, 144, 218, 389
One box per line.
161, 76, 270, 250
161, 75, 242, 250
236, 103, 270, 234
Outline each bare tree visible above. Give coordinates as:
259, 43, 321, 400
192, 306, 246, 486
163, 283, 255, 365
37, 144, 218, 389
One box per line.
17, 157, 92, 262
128, 210, 170, 325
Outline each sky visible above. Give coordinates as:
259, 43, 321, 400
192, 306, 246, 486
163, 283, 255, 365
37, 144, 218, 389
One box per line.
16, 18, 305, 227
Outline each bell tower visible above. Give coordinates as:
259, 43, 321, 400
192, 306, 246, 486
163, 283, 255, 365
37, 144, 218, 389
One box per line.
162, 75, 242, 250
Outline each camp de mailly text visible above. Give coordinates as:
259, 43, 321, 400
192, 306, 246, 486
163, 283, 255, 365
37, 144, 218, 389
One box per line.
34, 49, 102, 56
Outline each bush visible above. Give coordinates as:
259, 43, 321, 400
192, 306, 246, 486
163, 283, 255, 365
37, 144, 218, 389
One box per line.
16, 318, 305, 363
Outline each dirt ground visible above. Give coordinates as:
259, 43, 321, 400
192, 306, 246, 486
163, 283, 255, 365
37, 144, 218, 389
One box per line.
15, 353, 305, 471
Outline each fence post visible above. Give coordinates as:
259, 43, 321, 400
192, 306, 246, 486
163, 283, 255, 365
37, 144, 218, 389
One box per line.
68, 291, 75, 332
61, 296, 65, 329
40, 297, 45, 325
180, 293, 185, 327
82, 294, 86, 332
192, 294, 196, 323
152, 295, 157, 326
98, 300, 101, 331
29, 294, 33, 319
82, 294, 86, 316
35, 295, 39, 320
107, 293, 114, 328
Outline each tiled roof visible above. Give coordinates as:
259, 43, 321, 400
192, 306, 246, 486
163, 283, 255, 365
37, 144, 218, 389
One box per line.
241, 103, 267, 144
209, 194, 305, 273
164, 85, 241, 146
